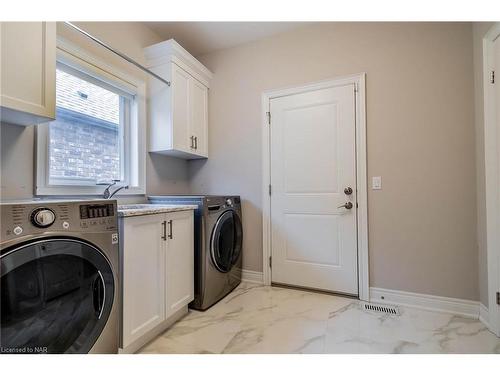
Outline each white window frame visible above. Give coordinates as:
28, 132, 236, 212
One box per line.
36, 37, 146, 196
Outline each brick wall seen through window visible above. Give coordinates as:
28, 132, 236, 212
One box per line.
49, 69, 124, 184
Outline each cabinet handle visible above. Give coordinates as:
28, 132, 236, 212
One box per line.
190, 135, 194, 149
161, 220, 167, 241
168, 220, 173, 239
194, 136, 198, 150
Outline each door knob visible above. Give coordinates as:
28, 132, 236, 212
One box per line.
338, 202, 353, 210
344, 187, 353, 195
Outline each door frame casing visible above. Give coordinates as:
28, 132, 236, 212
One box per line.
261, 73, 369, 301
482, 23, 500, 336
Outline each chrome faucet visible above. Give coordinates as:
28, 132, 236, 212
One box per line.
98, 180, 129, 199
108, 185, 129, 199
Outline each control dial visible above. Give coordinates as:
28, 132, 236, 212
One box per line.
31, 208, 56, 228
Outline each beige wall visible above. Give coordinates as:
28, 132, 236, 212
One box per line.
472, 22, 495, 307
0, 22, 481, 301
191, 22, 478, 300
0, 22, 190, 201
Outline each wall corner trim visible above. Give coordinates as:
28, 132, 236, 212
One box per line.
479, 303, 490, 330
482, 22, 500, 337
241, 269, 264, 284
370, 287, 480, 319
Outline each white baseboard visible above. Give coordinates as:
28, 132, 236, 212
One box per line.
241, 269, 264, 284
370, 287, 479, 319
479, 303, 490, 329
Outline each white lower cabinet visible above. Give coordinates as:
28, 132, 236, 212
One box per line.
119, 210, 194, 352
165, 210, 195, 317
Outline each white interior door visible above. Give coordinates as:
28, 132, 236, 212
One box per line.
270, 84, 358, 295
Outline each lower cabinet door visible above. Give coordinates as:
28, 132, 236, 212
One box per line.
121, 214, 166, 347
165, 210, 194, 317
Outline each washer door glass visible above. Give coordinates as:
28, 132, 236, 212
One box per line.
0, 239, 114, 354
210, 210, 243, 273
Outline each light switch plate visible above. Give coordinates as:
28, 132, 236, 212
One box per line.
372, 176, 382, 190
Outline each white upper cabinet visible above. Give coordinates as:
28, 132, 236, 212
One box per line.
0, 22, 56, 126
145, 39, 212, 159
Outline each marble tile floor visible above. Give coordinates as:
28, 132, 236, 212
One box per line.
139, 282, 500, 354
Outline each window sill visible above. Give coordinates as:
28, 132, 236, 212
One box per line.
35, 185, 146, 197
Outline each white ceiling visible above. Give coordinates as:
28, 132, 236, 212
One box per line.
143, 22, 309, 57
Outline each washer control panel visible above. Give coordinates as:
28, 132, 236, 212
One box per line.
1, 200, 118, 242
78, 203, 116, 229
79, 203, 114, 220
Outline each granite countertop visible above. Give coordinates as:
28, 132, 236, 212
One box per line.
117, 204, 197, 217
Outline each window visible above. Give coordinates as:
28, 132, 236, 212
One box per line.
49, 65, 127, 185
37, 39, 145, 196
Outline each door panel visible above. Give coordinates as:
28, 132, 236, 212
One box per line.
283, 214, 341, 266
283, 102, 339, 193
165, 210, 194, 316
171, 63, 190, 152
270, 84, 358, 295
122, 214, 165, 347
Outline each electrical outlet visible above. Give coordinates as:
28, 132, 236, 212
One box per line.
372, 176, 382, 190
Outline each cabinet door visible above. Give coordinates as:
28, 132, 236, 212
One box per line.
189, 78, 208, 157
122, 214, 166, 348
0, 22, 56, 125
165, 210, 194, 317
171, 63, 191, 152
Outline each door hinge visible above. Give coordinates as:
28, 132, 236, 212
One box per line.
269, 256, 272, 269
497, 291, 500, 305
266, 111, 271, 125
268, 184, 272, 196
491, 70, 495, 84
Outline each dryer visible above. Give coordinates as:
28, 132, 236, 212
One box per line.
0, 199, 120, 354
149, 196, 242, 310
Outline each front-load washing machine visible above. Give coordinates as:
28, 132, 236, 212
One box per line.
0, 199, 120, 354
149, 195, 242, 310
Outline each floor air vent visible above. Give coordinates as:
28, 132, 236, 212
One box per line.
363, 303, 399, 315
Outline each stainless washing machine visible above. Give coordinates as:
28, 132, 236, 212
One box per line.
0, 199, 120, 354
149, 196, 242, 310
